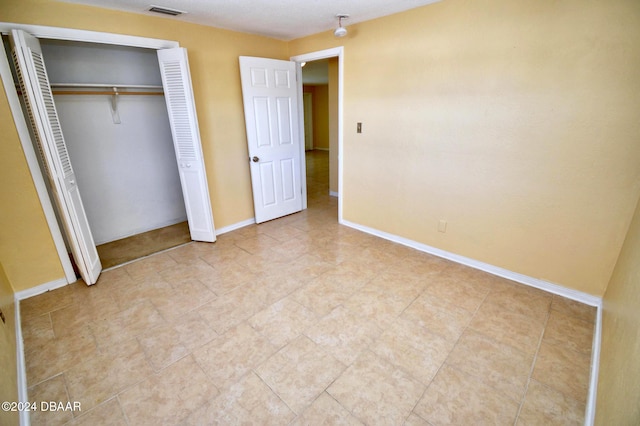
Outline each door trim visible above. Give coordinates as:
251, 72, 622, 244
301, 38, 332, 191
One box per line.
0, 23, 180, 283
291, 47, 344, 222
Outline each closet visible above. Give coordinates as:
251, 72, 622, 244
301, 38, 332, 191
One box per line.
2, 27, 216, 285
41, 39, 187, 247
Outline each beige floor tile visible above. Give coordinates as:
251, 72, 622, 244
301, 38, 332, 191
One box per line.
291, 392, 363, 426
110, 274, 174, 312
89, 300, 166, 349
27, 374, 73, 426
256, 335, 346, 414
64, 338, 154, 412
198, 244, 248, 266
484, 282, 552, 322
70, 398, 127, 426
224, 372, 296, 422
422, 271, 489, 313
342, 284, 414, 329
137, 325, 190, 371
149, 278, 216, 321
414, 365, 519, 425
183, 392, 251, 425
193, 323, 276, 390
198, 260, 259, 295
367, 269, 428, 301
21, 313, 54, 350
119, 355, 218, 425
19, 284, 76, 320
172, 310, 219, 351
196, 284, 267, 334
25, 325, 97, 386
248, 299, 317, 347
157, 257, 216, 283
50, 293, 121, 338
517, 379, 585, 425
446, 330, 534, 401
233, 233, 282, 255
305, 306, 382, 365
550, 295, 597, 324
469, 301, 546, 355
532, 342, 591, 404
401, 294, 473, 342
371, 316, 453, 385
292, 271, 364, 318
123, 252, 179, 281
327, 351, 425, 425
543, 310, 594, 355
274, 253, 335, 280
404, 413, 431, 426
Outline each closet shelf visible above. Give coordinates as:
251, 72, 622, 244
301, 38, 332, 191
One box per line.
49, 83, 164, 96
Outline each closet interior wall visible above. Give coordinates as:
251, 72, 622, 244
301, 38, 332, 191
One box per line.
40, 39, 186, 245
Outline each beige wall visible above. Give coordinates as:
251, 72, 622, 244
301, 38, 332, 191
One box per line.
595, 195, 640, 424
0, 263, 19, 426
303, 85, 329, 150
0, 0, 288, 291
0, 75, 65, 292
290, 0, 640, 295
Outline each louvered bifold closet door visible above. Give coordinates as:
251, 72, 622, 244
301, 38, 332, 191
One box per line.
157, 48, 215, 242
10, 29, 102, 285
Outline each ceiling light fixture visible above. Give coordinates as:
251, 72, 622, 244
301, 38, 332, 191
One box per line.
334, 14, 349, 38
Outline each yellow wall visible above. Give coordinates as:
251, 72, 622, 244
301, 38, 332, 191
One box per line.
595, 195, 640, 424
303, 85, 329, 150
0, 76, 65, 292
290, 0, 640, 295
0, 263, 19, 426
0, 0, 288, 291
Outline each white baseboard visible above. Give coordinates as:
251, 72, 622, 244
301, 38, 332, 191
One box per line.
14, 299, 30, 426
585, 306, 603, 425
329, 191, 339, 198
215, 218, 256, 236
341, 219, 601, 306
14, 278, 68, 302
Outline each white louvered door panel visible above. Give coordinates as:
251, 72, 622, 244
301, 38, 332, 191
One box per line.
239, 56, 302, 224
157, 48, 215, 242
11, 29, 101, 285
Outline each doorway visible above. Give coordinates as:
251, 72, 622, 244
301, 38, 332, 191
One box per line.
292, 47, 344, 220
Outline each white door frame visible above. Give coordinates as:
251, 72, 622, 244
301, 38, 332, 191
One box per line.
291, 47, 344, 222
0, 23, 180, 283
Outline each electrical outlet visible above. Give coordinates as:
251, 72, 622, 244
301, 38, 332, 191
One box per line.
438, 220, 447, 233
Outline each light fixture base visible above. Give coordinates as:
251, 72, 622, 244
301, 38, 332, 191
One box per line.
334, 14, 349, 38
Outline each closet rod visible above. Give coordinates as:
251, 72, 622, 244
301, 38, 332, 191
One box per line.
52, 90, 164, 96
50, 83, 163, 90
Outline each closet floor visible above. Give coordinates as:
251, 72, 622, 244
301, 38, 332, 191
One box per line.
96, 221, 190, 269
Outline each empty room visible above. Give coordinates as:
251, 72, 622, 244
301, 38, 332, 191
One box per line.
0, 0, 639, 424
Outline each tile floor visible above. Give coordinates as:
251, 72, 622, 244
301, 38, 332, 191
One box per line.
20, 151, 596, 425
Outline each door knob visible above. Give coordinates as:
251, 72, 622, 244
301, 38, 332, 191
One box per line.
252, 156, 260, 162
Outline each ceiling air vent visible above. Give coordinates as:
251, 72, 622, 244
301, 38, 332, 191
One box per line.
147, 5, 185, 16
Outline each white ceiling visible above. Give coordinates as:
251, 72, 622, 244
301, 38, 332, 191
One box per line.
58, 0, 441, 41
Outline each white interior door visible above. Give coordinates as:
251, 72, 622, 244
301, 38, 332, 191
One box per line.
10, 29, 102, 285
158, 48, 216, 242
239, 56, 303, 223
